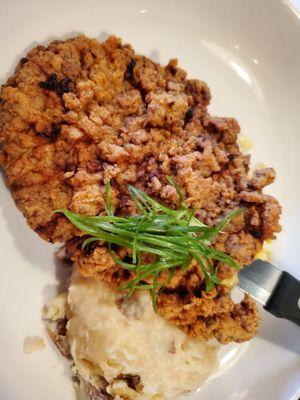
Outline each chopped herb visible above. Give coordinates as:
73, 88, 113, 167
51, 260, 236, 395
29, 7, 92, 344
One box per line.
55, 178, 243, 310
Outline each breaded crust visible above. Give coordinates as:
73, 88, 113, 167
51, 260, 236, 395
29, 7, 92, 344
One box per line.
0, 35, 281, 343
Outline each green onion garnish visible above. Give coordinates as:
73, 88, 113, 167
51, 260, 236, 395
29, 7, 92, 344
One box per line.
55, 178, 242, 310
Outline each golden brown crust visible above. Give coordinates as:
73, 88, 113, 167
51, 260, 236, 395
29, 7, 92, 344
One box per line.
0, 35, 280, 343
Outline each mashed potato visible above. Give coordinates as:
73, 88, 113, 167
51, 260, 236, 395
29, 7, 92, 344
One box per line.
65, 272, 219, 399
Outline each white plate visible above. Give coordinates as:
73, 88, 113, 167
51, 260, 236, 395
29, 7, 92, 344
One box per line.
0, 0, 300, 399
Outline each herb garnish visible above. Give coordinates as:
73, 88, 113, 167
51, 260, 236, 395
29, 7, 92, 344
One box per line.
56, 178, 242, 310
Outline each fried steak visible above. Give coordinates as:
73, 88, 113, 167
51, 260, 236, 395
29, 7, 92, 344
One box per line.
0, 35, 281, 343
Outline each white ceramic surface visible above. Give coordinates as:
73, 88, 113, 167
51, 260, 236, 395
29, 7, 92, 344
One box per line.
0, 0, 299, 399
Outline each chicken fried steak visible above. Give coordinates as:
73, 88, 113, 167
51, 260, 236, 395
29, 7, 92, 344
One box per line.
0, 35, 281, 343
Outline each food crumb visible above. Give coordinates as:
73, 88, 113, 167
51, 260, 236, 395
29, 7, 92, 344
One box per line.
63, 171, 75, 179
150, 394, 164, 400
256, 162, 268, 169
255, 241, 273, 261
220, 274, 239, 288
43, 292, 67, 321
23, 336, 45, 354
238, 135, 253, 151
248, 162, 268, 179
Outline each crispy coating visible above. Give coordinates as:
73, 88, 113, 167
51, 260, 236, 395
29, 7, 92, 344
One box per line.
0, 35, 281, 343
